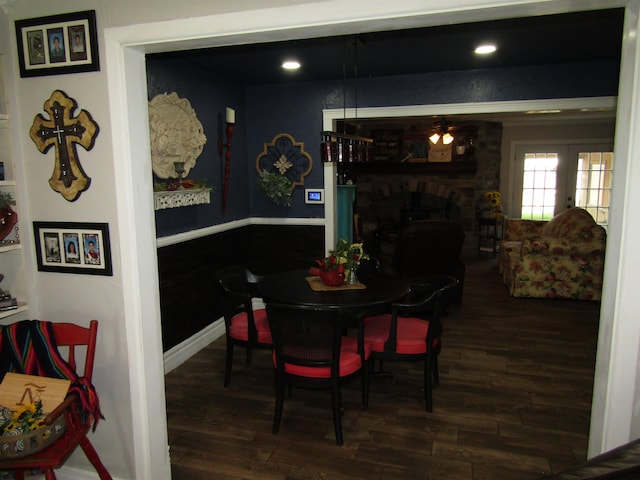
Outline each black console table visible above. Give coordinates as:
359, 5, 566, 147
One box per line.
477, 216, 504, 258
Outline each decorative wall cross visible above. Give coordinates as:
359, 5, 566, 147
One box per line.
30, 90, 99, 202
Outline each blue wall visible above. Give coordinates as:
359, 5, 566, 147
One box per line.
147, 58, 249, 237
149, 57, 619, 236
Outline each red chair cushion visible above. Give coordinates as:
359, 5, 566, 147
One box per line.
364, 314, 430, 354
274, 337, 371, 379
229, 308, 273, 344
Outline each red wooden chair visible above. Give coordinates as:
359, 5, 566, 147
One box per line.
0, 320, 111, 479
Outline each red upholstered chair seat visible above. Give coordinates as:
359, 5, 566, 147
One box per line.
265, 302, 371, 446
216, 266, 272, 387
230, 309, 272, 344
362, 275, 459, 412
275, 337, 371, 378
364, 314, 430, 354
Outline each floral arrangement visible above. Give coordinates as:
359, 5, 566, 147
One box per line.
310, 239, 369, 275
153, 178, 210, 192
483, 190, 504, 218
0, 401, 46, 436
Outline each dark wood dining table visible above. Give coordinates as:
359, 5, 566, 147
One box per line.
259, 269, 410, 313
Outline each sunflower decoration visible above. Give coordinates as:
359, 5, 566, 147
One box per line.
0, 400, 46, 436
483, 191, 504, 219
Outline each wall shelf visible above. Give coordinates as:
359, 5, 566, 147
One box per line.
0, 303, 28, 320
154, 188, 211, 210
0, 243, 20, 253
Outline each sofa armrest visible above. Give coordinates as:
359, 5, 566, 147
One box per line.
522, 236, 605, 256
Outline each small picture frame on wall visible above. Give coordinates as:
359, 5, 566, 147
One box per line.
33, 222, 112, 276
15, 10, 99, 78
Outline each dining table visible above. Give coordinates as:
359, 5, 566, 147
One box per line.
258, 268, 410, 314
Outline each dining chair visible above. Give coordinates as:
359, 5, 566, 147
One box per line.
0, 319, 111, 479
364, 275, 459, 412
265, 302, 371, 446
215, 266, 272, 387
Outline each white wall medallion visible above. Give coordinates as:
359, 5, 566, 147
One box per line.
148, 92, 207, 179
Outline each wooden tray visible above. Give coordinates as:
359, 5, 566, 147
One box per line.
305, 276, 366, 291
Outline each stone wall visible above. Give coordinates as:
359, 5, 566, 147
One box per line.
353, 120, 503, 259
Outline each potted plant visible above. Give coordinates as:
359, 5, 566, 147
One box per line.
0, 192, 17, 241
257, 171, 293, 206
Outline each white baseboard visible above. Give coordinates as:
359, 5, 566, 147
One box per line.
55, 465, 127, 480
163, 318, 225, 373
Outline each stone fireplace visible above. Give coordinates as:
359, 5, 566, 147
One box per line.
348, 120, 503, 261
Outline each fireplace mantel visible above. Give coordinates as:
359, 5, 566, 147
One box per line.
352, 161, 476, 175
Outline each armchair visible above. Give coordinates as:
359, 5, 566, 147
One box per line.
499, 208, 606, 300
389, 221, 465, 304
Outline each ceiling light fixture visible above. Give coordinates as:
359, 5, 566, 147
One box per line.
281, 60, 301, 70
429, 117, 455, 145
474, 44, 497, 55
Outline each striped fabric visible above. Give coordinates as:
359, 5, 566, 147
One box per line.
0, 320, 103, 431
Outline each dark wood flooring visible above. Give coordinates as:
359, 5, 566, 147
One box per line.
165, 258, 600, 479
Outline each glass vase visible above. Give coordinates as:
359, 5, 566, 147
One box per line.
346, 266, 358, 285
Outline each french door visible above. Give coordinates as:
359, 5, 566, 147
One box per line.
513, 143, 613, 227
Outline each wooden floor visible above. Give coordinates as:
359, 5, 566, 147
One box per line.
165, 258, 600, 480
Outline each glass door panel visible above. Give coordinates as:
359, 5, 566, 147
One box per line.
514, 144, 613, 227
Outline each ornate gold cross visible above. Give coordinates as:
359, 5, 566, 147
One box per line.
30, 90, 99, 202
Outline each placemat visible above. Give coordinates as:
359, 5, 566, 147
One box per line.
305, 276, 366, 291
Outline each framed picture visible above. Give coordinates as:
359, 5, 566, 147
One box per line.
33, 222, 112, 276
15, 10, 99, 78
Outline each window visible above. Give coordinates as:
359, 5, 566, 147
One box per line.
516, 145, 613, 227
575, 151, 613, 228
521, 153, 558, 220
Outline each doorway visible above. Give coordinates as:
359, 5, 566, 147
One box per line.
513, 143, 613, 225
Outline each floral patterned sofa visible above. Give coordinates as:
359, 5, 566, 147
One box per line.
498, 207, 606, 300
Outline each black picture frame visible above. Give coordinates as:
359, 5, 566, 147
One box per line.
33, 222, 112, 276
15, 10, 99, 78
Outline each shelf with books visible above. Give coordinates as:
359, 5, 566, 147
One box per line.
0, 302, 27, 320
0, 54, 28, 323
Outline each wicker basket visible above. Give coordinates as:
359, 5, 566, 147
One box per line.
0, 415, 66, 458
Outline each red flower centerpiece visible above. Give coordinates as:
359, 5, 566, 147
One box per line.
309, 255, 345, 286
309, 239, 369, 287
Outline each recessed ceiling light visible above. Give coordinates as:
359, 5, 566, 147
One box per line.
475, 44, 497, 55
282, 60, 301, 70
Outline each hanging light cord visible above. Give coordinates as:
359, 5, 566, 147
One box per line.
354, 37, 358, 129
342, 37, 347, 135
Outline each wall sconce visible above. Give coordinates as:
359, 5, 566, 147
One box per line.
218, 107, 235, 215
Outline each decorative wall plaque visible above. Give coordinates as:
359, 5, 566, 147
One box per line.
30, 90, 99, 202
148, 92, 207, 179
255, 133, 312, 187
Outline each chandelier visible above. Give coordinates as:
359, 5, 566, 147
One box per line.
321, 36, 373, 164
320, 131, 372, 163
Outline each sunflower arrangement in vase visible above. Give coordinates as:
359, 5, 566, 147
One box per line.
309, 239, 369, 286
482, 190, 504, 219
